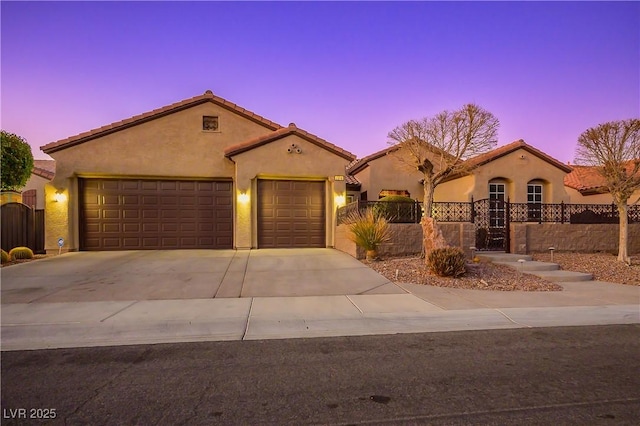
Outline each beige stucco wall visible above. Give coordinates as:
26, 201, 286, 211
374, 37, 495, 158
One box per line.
566, 186, 640, 205
44, 102, 276, 252
354, 147, 572, 205
230, 134, 349, 249
354, 153, 425, 201
22, 174, 50, 210
434, 175, 476, 202
468, 149, 571, 203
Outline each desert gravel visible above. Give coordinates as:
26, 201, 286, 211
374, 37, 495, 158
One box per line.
364, 256, 562, 291
532, 252, 639, 286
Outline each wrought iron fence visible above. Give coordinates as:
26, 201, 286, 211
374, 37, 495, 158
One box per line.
507, 201, 639, 224
337, 199, 640, 225
337, 200, 472, 224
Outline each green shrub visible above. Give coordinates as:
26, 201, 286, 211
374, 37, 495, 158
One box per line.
345, 208, 392, 252
373, 195, 419, 222
9, 246, 34, 260
1, 249, 9, 264
427, 247, 467, 277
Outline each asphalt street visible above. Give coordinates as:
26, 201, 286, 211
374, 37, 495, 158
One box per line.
2, 325, 639, 425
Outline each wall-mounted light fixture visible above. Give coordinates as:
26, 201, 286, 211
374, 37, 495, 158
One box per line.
238, 192, 250, 204
53, 191, 67, 203
334, 194, 346, 207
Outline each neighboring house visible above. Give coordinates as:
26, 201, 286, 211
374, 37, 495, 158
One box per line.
41, 90, 355, 252
346, 146, 426, 202
564, 163, 640, 205
348, 140, 574, 205
21, 160, 56, 209
0, 160, 56, 208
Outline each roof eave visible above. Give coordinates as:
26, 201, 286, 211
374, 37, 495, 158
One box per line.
42, 95, 283, 155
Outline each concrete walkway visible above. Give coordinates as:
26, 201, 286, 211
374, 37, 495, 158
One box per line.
1, 250, 638, 351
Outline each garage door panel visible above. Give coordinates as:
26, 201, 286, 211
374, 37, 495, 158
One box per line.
123, 223, 140, 232
102, 181, 120, 190
103, 223, 120, 233
142, 181, 158, 190
80, 178, 232, 250
103, 210, 120, 219
258, 180, 325, 248
142, 196, 158, 205
123, 210, 139, 219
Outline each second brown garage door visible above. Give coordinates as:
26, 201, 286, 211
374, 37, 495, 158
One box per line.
257, 180, 325, 248
79, 178, 233, 250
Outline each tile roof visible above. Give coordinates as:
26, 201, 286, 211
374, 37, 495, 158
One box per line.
347, 145, 400, 175
462, 140, 573, 173
564, 161, 640, 193
41, 90, 283, 154
224, 123, 356, 161
345, 175, 360, 185
32, 160, 55, 180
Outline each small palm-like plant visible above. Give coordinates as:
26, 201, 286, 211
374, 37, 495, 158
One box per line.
345, 208, 392, 260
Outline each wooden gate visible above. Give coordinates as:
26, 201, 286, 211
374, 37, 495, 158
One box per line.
1, 202, 45, 254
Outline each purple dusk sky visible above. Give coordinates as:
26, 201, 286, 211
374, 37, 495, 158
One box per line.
2, 1, 638, 163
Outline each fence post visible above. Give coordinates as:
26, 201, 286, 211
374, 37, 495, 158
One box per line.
561, 201, 565, 224
505, 198, 511, 253
470, 196, 475, 223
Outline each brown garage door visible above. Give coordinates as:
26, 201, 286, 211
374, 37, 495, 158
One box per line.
79, 179, 233, 250
257, 180, 325, 248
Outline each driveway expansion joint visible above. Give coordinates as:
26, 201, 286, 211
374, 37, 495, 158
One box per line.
100, 301, 139, 322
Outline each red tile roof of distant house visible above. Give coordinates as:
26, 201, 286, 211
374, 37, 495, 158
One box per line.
463, 139, 573, 173
224, 123, 356, 161
41, 90, 283, 154
564, 161, 640, 194
32, 160, 55, 180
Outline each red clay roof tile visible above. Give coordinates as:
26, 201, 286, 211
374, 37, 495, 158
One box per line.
32, 159, 55, 180
564, 161, 640, 193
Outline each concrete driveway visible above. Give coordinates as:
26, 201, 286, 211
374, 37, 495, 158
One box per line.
1, 249, 405, 303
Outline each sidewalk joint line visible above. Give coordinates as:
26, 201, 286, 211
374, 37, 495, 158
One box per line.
493, 308, 532, 328
100, 301, 139, 322
238, 250, 251, 298
241, 298, 254, 340
214, 250, 237, 298
345, 295, 364, 314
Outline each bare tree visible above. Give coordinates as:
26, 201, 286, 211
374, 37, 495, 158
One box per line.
388, 104, 499, 254
575, 119, 640, 263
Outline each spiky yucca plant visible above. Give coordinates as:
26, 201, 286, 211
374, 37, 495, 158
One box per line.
9, 246, 34, 260
345, 208, 392, 255
427, 247, 466, 277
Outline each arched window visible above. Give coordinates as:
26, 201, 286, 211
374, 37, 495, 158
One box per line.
527, 179, 545, 222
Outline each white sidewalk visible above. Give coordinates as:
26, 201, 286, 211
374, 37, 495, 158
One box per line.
2, 294, 638, 351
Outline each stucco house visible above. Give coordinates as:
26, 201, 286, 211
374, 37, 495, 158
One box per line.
39, 89, 636, 254
348, 140, 574, 205
20, 160, 56, 209
564, 162, 640, 205
41, 90, 355, 252
0, 160, 55, 208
